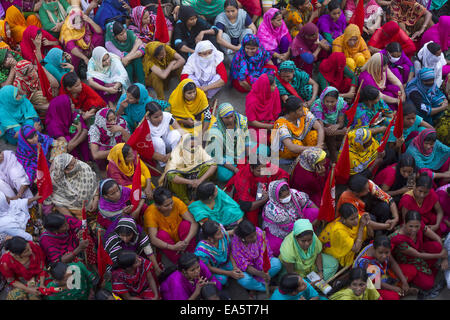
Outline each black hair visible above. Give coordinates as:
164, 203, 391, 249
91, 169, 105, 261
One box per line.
95, 289, 113, 300
328, 267, 368, 295
234, 219, 256, 239
202, 220, 220, 239
49, 262, 68, 281
360, 85, 380, 102
403, 101, 416, 116
415, 172, 433, 189
178, 252, 199, 271
328, 0, 341, 12
281, 96, 303, 116
112, 21, 125, 36
196, 182, 217, 201
291, 0, 307, 7
373, 234, 391, 249
101, 179, 119, 196
116, 250, 137, 269
62, 71, 79, 89
427, 42, 441, 55
121, 143, 132, 160
324, 89, 339, 100
339, 203, 358, 219
296, 230, 314, 239
115, 226, 135, 237
4, 236, 28, 255
424, 131, 437, 143
127, 84, 140, 100
386, 42, 402, 54
348, 174, 369, 193
267, 73, 275, 85
153, 44, 165, 57
183, 81, 197, 94
279, 273, 301, 295
381, 53, 389, 66
391, 152, 416, 191
43, 212, 67, 232
145, 101, 162, 116
249, 159, 263, 170
278, 184, 290, 195
224, 0, 239, 9
244, 39, 259, 48
271, 10, 282, 20
200, 284, 220, 300
405, 210, 421, 223
153, 187, 173, 206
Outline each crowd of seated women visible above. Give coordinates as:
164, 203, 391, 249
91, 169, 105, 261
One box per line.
0, 0, 449, 301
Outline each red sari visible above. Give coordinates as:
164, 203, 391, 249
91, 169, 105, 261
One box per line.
224, 162, 289, 226
20, 25, 61, 62
399, 190, 446, 235
59, 76, 107, 112
0, 242, 49, 286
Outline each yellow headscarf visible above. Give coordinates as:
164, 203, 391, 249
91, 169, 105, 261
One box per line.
168, 78, 209, 121
158, 133, 215, 185
107, 143, 151, 180
142, 41, 174, 77
5, 6, 27, 43
59, 8, 89, 50
348, 128, 379, 175
0, 20, 11, 49
333, 24, 369, 60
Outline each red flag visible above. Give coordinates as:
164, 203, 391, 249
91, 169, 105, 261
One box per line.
34, 56, 52, 102
130, 155, 142, 212
262, 240, 271, 273
97, 230, 113, 283
155, 0, 170, 43
377, 114, 397, 153
318, 166, 336, 222
349, 0, 365, 34
82, 201, 88, 240
36, 144, 52, 203
335, 133, 350, 185
344, 86, 361, 128
127, 118, 155, 163
368, 111, 381, 126
393, 98, 404, 139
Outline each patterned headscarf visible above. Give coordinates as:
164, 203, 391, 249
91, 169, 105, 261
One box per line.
299, 147, 327, 172
278, 60, 297, 72
13, 60, 39, 98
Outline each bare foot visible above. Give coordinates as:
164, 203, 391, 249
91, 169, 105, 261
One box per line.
406, 287, 419, 296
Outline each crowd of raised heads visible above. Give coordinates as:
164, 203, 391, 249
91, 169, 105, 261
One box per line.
0, 0, 449, 301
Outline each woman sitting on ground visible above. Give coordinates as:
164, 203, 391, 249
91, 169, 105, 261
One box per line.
129, 5, 173, 44
0, 149, 34, 200
329, 267, 380, 300
270, 273, 322, 300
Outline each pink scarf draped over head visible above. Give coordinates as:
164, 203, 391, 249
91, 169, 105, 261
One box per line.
291, 22, 319, 57
257, 8, 291, 52
421, 15, 450, 52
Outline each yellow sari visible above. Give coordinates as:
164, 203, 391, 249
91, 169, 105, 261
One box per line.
107, 143, 152, 189
5, 5, 41, 43
347, 128, 379, 175
59, 9, 90, 50
329, 278, 380, 300
168, 78, 216, 134
319, 216, 367, 267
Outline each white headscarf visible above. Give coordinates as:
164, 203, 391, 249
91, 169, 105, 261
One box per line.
181, 40, 224, 83
0, 150, 30, 189
87, 46, 131, 90
0, 191, 32, 241
417, 41, 446, 87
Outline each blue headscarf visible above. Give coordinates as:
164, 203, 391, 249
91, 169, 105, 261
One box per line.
405, 67, 446, 110
230, 34, 273, 83
0, 85, 38, 132
42, 48, 71, 83
94, 0, 129, 31
16, 125, 53, 183
116, 83, 170, 132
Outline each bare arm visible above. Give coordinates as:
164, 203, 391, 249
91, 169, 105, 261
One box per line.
181, 211, 199, 244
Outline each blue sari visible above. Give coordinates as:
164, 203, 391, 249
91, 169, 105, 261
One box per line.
94, 0, 129, 31
42, 48, 71, 83
116, 83, 170, 132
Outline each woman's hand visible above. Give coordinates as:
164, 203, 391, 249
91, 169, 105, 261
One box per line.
33, 121, 43, 132
122, 205, 133, 214
189, 179, 202, 189
108, 124, 124, 134
144, 187, 153, 200
194, 276, 210, 295
60, 62, 75, 72
360, 213, 370, 227
228, 268, 244, 280
195, 31, 205, 44
121, 56, 130, 67
32, 37, 42, 49
183, 118, 195, 128
78, 239, 90, 251
82, 109, 96, 120
106, 86, 119, 95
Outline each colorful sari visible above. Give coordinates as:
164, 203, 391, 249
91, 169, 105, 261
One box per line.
5, 5, 41, 43
44, 95, 90, 161
104, 216, 153, 263
39, 0, 70, 38
317, 11, 347, 45
329, 278, 380, 300
332, 24, 371, 71
12, 60, 41, 100
98, 178, 131, 228
257, 8, 292, 53
88, 107, 129, 150
389, 0, 427, 28
280, 219, 338, 280
406, 129, 450, 171
16, 125, 53, 183
347, 128, 380, 175
20, 25, 61, 63
230, 34, 274, 86
111, 256, 155, 299
344, 0, 383, 31
0, 20, 16, 49
275, 60, 313, 101
106, 143, 151, 189
311, 86, 348, 125
272, 108, 318, 159
129, 5, 172, 43
368, 21, 416, 58
94, 0, 129, 31
188, 186, 243, 227
379, 48, 414, 84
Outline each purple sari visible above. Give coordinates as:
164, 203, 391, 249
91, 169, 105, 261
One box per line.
317, 12, 347, 41
359, 69, 401, 101
45, 94, 90, 162
380, 49, 413, 84
160, 260, 222, 300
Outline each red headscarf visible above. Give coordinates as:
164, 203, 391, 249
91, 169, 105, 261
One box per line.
20, 25, 61, 62
319, 52, 350, 92
411, 128, 436, 156
368, 21, 416, 57
245, 73, 281, 123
